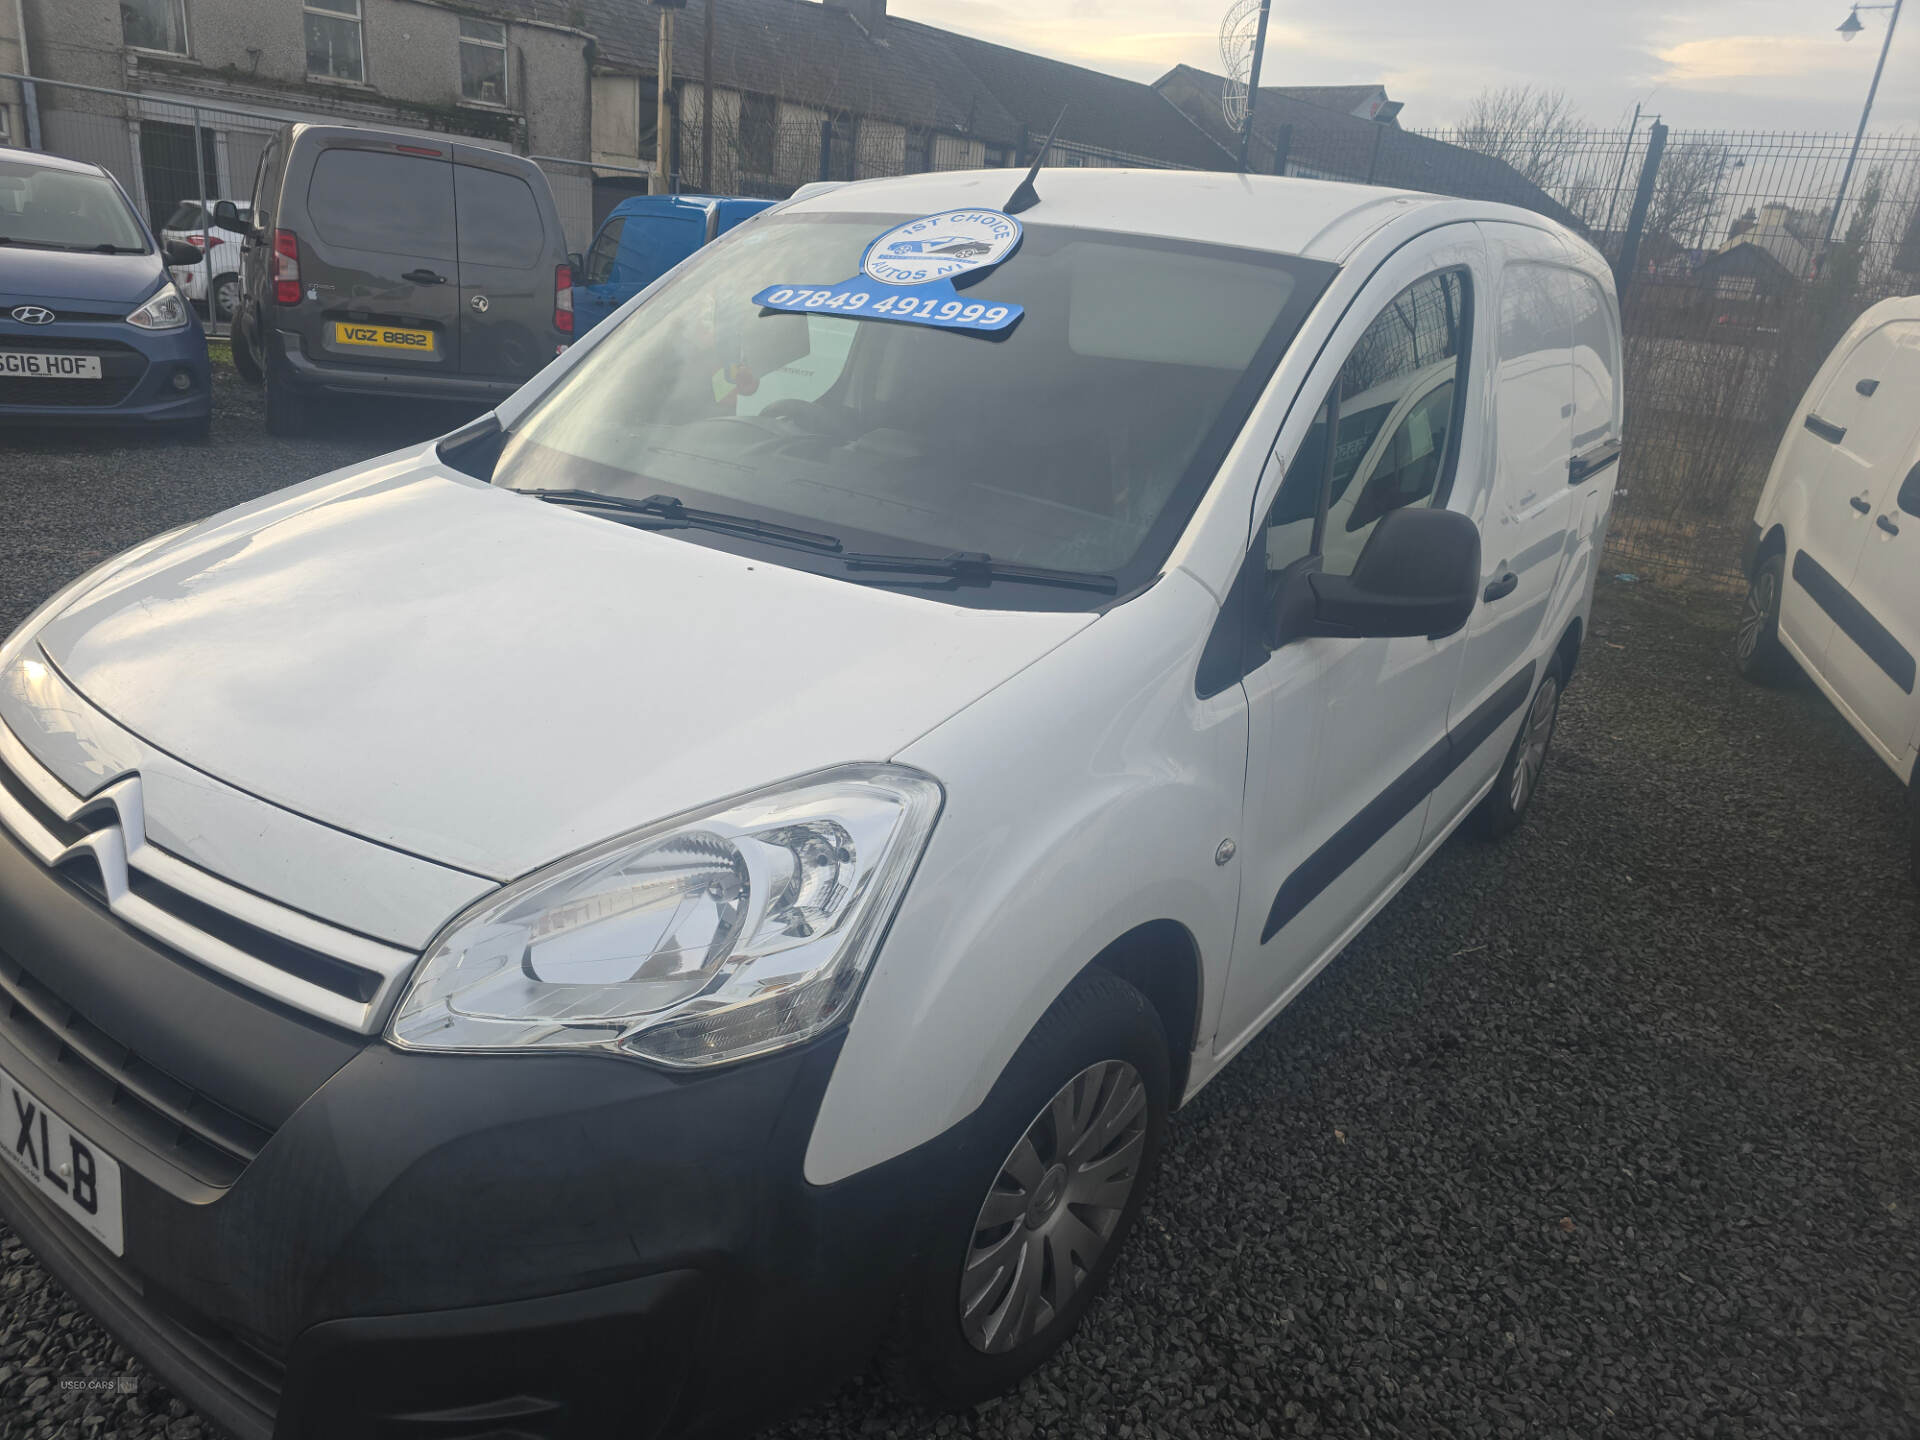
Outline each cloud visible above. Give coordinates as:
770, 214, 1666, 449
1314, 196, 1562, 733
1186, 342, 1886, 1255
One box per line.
1653, 34, 1857, 85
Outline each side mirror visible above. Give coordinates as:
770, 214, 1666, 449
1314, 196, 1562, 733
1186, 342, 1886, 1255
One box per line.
1278, 507, 1482, 643
162, 239, 203, 267
568, 251, 585, 277
211, 200, 244, 232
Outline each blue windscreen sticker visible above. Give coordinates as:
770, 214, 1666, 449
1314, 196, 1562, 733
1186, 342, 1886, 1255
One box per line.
752, 209, 1024, 334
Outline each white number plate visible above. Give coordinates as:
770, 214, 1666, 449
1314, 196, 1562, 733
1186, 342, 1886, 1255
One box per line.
0, 1064, 123, 1255
0, 352, 103, 379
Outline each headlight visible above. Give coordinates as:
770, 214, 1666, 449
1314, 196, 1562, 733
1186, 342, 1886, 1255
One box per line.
388, 765, 942, 1067
126, 283, 190, 330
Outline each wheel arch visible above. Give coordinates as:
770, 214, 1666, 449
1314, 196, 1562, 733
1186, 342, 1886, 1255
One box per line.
1554, 615, 1585, 683
1084, 919, 1203, 1103
1753, 524, 1789, 575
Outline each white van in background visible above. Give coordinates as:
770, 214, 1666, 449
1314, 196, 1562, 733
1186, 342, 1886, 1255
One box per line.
1736, 295, 1920, 878
0, 173, 1621, 1436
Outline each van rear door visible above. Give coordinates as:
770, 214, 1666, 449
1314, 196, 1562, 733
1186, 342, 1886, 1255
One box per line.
453, 148, 556, 379
300, 140, 461, 374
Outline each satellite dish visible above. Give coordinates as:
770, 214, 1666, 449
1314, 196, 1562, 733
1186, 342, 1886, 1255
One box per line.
1220, 0, 1263, 135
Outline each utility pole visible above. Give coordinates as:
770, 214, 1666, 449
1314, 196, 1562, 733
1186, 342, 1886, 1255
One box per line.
700, 0, 714, 191
652, 0, 684, 194
1237, 0, 1272, 173
1818, 0, 1904, 274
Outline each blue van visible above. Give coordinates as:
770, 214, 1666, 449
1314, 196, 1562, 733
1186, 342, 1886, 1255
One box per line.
0, 147, 213, 437
574, 194, 773, 334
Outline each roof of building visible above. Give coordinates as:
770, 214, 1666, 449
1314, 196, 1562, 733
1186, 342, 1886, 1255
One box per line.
1264, 84, 1398, 123
1152, 64, 1580, 228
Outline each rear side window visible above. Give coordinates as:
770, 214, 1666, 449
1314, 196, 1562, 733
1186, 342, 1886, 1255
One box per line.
306, 148, 455, 260
454, 165, 544, 269
1570, 272, 1619, 449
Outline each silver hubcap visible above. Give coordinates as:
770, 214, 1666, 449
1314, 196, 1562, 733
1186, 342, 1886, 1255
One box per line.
1510, 675, 1559, 811
959, 1059, 1147, 1354
215, 279, 240, 319
1737, 572, 1774, 661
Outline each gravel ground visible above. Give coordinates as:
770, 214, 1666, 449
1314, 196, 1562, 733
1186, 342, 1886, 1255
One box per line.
2, 381, 1917, 1438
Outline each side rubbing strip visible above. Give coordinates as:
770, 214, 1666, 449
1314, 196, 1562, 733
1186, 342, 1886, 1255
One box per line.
1791, 551, 1916, 694
1261, 661, 1537, 943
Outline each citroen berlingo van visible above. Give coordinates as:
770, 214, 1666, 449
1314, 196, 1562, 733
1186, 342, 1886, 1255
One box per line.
0, 170, 1620, 1439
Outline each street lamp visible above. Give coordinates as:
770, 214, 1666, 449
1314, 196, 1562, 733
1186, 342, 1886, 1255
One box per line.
1818, 0, 1904, 271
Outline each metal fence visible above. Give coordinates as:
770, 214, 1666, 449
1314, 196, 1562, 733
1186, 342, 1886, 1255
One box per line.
1411, 123, 1920, 590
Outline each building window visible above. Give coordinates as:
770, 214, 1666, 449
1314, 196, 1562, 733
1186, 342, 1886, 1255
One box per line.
459, 18, 508, 105
740, 93, 777, 176
305, 0, 364, 83
121, 0, 189, 54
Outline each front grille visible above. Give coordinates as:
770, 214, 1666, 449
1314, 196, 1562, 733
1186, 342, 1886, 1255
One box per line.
0, 939, 272, 1185
0, 337, 148, 408
0, 675, 421, 1035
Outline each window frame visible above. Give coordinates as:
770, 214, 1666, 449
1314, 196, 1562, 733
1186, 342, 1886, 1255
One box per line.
121, 0, 191, 57
458, 16, 510, 107
304, 0, 367, 85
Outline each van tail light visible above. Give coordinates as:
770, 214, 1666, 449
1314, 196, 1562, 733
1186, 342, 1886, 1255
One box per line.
554, 263, 573, 334
272, 229, 302, 306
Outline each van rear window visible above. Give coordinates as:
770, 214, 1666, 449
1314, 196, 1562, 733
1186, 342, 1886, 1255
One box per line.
454, 165, 544, 269
306, 148, 455, 260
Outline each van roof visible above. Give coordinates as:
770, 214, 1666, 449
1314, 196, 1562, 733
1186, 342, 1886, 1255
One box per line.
783, 168, 1565, 263
0, 146, 110, 179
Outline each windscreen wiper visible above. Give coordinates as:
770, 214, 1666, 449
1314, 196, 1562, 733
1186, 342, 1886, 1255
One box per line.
841, 550, 1119, 594
521, 489, 844, 553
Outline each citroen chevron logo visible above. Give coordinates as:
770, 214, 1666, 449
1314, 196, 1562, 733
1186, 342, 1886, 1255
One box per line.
10, 306, 56, 325
52, 773, 147, 902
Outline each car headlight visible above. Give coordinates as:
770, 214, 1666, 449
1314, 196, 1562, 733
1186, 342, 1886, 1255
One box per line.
126, 283, 190, 330
388, 765, 942, 1068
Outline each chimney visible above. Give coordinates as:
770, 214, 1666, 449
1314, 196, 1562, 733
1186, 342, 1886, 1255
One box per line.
824, 0, 886, 35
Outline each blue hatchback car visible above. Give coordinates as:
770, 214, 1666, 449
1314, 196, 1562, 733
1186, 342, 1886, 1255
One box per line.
0, 147, 212, 437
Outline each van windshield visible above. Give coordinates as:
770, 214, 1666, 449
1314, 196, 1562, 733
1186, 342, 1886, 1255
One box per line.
0, 160, 148, 254
493, 212, 1332, 598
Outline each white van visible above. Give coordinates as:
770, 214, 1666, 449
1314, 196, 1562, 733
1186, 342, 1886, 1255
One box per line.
1736, 294, 1920, 877
0, 172, 1620, 1438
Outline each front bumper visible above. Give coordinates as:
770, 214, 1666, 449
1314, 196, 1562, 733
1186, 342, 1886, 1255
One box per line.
0, 827, 947, 1439
0, 317, 212, 427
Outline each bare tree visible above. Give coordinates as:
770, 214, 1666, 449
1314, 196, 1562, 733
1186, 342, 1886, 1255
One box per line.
1455, 85, 1584, 193
1644, 140, 1729, 256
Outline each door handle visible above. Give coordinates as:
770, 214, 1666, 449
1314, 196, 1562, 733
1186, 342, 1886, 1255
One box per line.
1878, 514, 1901, 536
1850, 496, 1872, 514
402, 269, 446, 284
1483, 571, 1519, 603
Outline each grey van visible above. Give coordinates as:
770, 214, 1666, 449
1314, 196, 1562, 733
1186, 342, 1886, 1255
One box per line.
222, 125, 574, 434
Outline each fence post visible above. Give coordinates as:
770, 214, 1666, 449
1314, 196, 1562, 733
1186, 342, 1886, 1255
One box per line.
190, 105, 213, 328
1613, 120, 1667, 302
817, 118, 831, 182
1365, 123, 1383, 184
1269, 123, 1291, 176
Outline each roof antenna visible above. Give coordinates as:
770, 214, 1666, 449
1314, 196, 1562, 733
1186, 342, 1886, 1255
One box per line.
1004, 106, 1067, 215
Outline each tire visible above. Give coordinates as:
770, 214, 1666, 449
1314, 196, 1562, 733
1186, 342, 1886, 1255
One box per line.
264, 373, 314, 437
231, 308, 263, 384
1735, 553, 1797, 685
210, 273, 241, 325
1471, 656, 1565, 840
883, 969, 1169, 1410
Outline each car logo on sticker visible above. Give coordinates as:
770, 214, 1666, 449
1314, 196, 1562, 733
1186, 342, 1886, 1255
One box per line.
470, 294, 489, 313
862, 210, 1021, 287
10, 306, 55, 325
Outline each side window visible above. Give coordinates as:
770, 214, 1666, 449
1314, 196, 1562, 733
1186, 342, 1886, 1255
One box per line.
1264, 269, 1470, 578
1570, 272, 1618, 450
247, 140, 277, 230
584, 217, 624, 285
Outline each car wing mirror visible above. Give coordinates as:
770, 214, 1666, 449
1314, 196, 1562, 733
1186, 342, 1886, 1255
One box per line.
1274, 507, 1481, 645
162, 239, 203, 267
568, 251, 585, 276
211, 200, 243, 231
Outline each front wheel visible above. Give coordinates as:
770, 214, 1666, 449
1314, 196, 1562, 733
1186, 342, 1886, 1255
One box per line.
230, 308, 263, 384
1735, 553, 1797, 685
1471, 658, 1563, 840
210, 272, 241, 324
884, 970, 1168, 1410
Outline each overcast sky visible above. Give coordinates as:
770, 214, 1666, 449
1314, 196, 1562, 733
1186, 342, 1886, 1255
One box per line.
890, 0, 1920, 134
